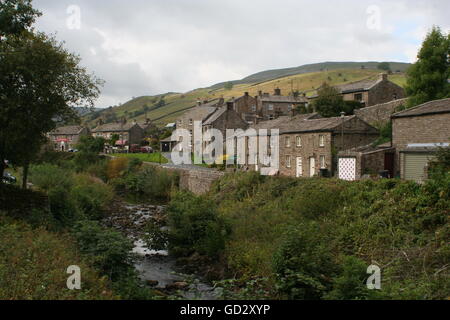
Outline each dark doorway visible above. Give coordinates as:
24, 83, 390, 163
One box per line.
384, 153, 395, 178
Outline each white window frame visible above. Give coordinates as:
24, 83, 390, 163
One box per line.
319, 135, 325, 147
296, 136, 302, 147
285, 136, 291, 148
286, 155, 292, 168
320, 155, 326, 169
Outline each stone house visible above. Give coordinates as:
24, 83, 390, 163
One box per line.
48, 126, 90, 152
175, 99, 224, 152
278, 116, 379, 177
309, 74, 406, 108
91, 122, 144, 148
257, 89, 309, 121
232, 92, 258, 124
391, 98, 450, 182
354, 98, 408, 126
335, 73, 406, 107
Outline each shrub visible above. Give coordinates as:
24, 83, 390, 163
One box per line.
70, 174, 114, 220
107, 157, 129, 180
29, 164, 74, 192
272, 222, 337, 300
0, 218, 116, 300
167, 191, 229, 258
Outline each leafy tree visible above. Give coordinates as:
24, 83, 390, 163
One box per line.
0, 2, 102, 186
224, 81, 234, 90
313, 83, 345, 117
76, 136, 105, 154
0, 0, 41, 38
405, 26, 450, 108
377, 62, 391, 72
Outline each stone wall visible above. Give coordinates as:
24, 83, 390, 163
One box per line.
354, 98, 407, 125
178, 169, 225, 195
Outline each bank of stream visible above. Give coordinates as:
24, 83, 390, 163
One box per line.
103, 201, 221, 300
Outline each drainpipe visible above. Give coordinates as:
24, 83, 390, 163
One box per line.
341, 112, 346, 151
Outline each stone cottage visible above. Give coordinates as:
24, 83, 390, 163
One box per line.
391, 98, 450, 182
309, 74, 406, 108
48, 126, 90, 152
257, 89, 309, 121
278, 115, 379, 178
91, 122, 144, 149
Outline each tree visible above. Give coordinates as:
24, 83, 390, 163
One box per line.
0, 0, 41, 38
76, 136, 105, 154
224, 82, 234, 90
0, 1, 103, 186
313, 83, 345, 117
377, 62, 391, 72
405, 26, 450, 108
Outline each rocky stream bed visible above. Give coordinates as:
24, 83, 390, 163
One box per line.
103, 201, 221, 300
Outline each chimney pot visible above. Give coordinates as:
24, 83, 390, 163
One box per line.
226, 102, 234, 111
244, 92, 249, 96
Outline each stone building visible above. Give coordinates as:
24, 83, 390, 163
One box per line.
354, 98, 407, 126
278, 116, 379, 177
48, 126, 90, 152
309, 74, 406, 108
91, 122, 144, 148
175, 99, 224, 152
232, 92, 258, 124
391, 98, 450, 182
337, 143, 396, 181
257, 89, 309, 121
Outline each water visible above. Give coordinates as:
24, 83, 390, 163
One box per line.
105, 202, 220, 300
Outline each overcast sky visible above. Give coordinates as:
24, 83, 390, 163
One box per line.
33, 0, 449, 108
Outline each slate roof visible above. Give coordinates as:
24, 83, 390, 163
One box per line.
203, 107, 227, 125
391, 98, 450, 118
260, 95, 308, 103
335, 77, 382, 94
92, 122, 138, 132
280, 115, 357, 134
50, 126, 85, 135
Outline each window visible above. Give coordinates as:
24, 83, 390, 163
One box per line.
285, 136, 291, 148
189, 130, 193, 137
189, 119, 193, 126
296, 136, 302, 147
286, 155, 291, 168
251, 105, 256, 112
288, 104, 293, 111
320, 155, 326, 169
268, 104, 274, 111
178, 120, 183, 126
354, 93, 363, 101
319, 135, 325, 147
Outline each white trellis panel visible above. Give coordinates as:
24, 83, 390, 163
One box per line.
339, 157, 356, 181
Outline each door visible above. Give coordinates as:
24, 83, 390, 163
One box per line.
384, 153, 395, 178
296, 157, 303, 178
404, 153, 434, 183
338, 157, 356, 181
309, 157, 316, 177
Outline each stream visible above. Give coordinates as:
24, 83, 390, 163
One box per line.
103, 202, 221, 300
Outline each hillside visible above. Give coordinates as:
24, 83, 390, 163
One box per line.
83, 62, 409, 128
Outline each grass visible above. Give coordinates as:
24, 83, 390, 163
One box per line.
114, 152, 169, 164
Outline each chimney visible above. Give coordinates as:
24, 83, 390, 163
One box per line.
274, 88, 281, 96
380, 73, 388, 81
197, 100, 202, 107
218, 98, 225, 106
226, 101, 234, 111
244, 92, 249, 97
258, 91, 262, 97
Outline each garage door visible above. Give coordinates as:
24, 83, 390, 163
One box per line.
404, 153, 435, 182
339, 157, 356, 181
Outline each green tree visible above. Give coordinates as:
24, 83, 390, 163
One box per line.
377, 62, 391, 72
0, 0, 41, 38
405, 26, 450, 107
76, 136, 105, 154
224, 81, 234, 90
313, 82, 345, 117
0, 2, 102, 186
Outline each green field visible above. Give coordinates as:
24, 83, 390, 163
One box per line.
114, 152, 169, 164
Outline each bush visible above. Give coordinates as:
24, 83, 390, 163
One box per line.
107, 157, 129, 180
324, 256, 371, 300
70, 174, 114, 220
29, 164, 74, 192
272, 222, 337, 300
167, 191, 229, 258
0, 218, 116, 300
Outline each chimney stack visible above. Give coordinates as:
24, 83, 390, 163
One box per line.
274, 88, 281, 96
197, 100, 202, 107
226, 101, 234, 111
258, 91, 262, 97
380, 73, 388, 81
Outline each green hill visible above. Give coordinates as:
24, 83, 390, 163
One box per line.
83, 62, 409, 128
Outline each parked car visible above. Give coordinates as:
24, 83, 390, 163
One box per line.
130, 144, 141, 153
140, 146, 153, 153
2, 172, 17, 184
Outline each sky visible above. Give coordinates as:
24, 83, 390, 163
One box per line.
33, 0, 449, 108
